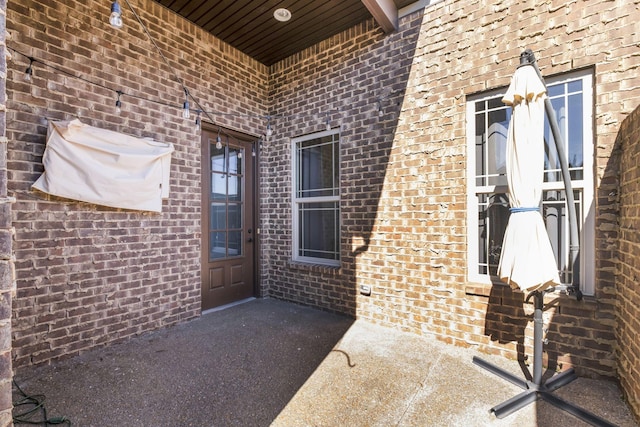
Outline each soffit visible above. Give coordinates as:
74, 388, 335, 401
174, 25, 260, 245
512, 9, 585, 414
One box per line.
153, 0, 417, 65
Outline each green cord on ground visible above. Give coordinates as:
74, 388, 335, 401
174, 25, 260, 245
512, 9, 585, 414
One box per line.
12, 380, 72, 426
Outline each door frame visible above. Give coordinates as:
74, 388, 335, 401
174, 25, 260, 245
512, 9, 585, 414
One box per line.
200, 123, 260, 310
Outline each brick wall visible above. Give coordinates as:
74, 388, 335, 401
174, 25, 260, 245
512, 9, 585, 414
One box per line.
7, 0, 267, 368
264, 0, 640, 379
6, 1, 640, 420
617, 104, 640, 420
264, 14, 423, 315
0, 0, 13, 424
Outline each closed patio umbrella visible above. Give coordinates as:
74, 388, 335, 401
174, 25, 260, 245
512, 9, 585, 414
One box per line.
473, 50, 615, 427
497, 63, 560, 293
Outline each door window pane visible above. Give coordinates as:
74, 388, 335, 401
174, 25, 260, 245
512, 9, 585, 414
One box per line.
210, 203, 226, 230
228, 148, 243, 175
210, 231, 226, 260
211, 172, 226, 200
228, 203, 241, 229
228, 231, 242, 257
211, 143, 225, 173
228, 176, 242, 202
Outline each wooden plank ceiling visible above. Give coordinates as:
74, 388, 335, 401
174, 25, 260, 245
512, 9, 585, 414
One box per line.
153, 0, 417, 65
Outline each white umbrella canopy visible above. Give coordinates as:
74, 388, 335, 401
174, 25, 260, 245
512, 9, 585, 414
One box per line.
497, 64, 561, 293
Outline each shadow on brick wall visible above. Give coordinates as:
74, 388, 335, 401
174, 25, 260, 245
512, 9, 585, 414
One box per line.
264, 12, 424, 318
612, 103, 640, 417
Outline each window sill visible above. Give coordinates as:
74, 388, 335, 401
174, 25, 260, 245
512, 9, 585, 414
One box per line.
287, 260, 341, 275
465, 282, 597, 306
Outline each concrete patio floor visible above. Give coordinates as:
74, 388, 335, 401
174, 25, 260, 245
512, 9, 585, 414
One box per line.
12, 298, 639, 426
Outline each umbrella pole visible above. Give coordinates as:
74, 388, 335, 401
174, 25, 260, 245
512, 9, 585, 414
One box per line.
532, 291, 543, 386
521, 49, 582, 298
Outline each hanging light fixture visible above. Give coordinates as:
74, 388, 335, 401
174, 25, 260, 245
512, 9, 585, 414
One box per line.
182, 88, 190, 119
115, 90, 123, 114
24, 57, 34, 82
216, 128, 222, 150
195, 110, 201, 131
109, 1, 123, 29
325, 112, 331, 131
266, 117, 273, 137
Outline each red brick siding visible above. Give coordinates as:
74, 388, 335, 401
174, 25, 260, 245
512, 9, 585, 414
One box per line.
0, 0, 14, 423
264, 15, 423, 315
7, 0, 267, 368
617, 104, 640, 421
265, 0, 640, 379
5, 2, 640, 422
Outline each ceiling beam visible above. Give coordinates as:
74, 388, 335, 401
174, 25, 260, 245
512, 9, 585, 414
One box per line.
360, 0, 398, 33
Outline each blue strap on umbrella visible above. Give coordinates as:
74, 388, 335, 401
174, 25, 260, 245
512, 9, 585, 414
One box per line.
509, 207, 539, 213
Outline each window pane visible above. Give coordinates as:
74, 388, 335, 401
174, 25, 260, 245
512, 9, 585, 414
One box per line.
228, 176, 242, 201
545, 80, 585, 182
475, 111, 486, 186
296, 136, 338, 198
210, 231, 226, 260
567, 80, 582, 93
567, 93, 584, 179
211, 144, 225, 173
228, 231, 242, 257
542, 189, 582, 285
211, 172, 226, 200
547, 83, 563, 98
487, 109, 509, 186
228, 203, 241, 229
474, 102, 509, 188
229, 148, 243, 175
487, 97, 504, 110
477, 193, 509, 276
210, 203, 225, 230
298, 202, 339, 261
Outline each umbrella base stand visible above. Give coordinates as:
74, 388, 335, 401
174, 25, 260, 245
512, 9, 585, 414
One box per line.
472, 291, 616, 427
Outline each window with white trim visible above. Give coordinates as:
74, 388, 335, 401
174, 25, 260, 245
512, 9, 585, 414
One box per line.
292, 129, 340, 265
466, 69, 595, 295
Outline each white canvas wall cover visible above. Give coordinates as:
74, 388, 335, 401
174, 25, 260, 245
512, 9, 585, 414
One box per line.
32, 120, 174, 212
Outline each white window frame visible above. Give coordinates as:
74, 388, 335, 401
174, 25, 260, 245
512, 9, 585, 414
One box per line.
291, 129, 340, 266
466, 69, 595, 295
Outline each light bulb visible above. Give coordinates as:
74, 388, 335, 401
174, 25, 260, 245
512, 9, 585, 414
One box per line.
266, 122, 273, 137
195, 113, 201, 131
115, 90, 123, 114
24, 62, 33, 82
182, 100, 190, 119
110, 1, 123, 29
216, 135, 222, 150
